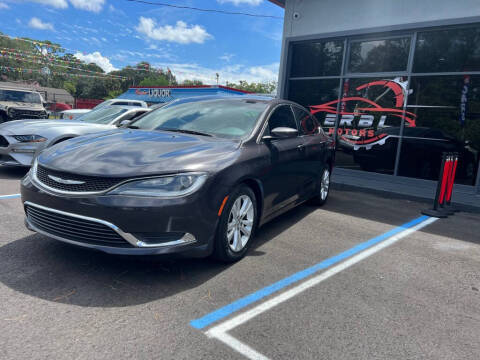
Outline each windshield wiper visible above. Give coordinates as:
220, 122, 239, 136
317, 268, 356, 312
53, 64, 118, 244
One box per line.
158, 128, 213, 137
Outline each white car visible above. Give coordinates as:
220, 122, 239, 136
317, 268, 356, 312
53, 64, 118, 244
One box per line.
59, 99, 148, 120
59, 109, 90, 120
94, 99, 148, 110
0, 106, 151, 167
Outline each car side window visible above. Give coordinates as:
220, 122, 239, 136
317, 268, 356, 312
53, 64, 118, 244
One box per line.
293, 106, 318, 135
115, 102, 129, 106
129, 102, 141, 107
268, 105, 297, 133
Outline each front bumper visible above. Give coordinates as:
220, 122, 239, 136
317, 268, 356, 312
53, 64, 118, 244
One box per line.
0, 139, 40, 167
21, 174, 220, 256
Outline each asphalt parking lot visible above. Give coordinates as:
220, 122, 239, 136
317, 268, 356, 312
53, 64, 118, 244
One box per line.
1, 167, 480, 360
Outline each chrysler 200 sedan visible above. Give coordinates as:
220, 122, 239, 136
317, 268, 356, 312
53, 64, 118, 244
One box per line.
21, 97, 335, 262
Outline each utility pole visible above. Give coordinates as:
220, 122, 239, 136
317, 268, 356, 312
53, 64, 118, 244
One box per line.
216, 73, 219, 85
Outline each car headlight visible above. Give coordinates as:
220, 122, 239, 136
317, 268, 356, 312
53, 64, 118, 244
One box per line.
13, 135, 47, 143
108, 173, 208, 197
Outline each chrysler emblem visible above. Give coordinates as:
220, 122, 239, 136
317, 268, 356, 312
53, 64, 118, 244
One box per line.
48, 175, 85, 185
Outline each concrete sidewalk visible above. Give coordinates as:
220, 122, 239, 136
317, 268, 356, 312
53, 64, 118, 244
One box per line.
332, 168, 480, 213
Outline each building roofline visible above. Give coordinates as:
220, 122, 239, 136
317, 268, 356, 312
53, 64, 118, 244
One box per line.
128, 85, 252, 94
268, 0, 285, 8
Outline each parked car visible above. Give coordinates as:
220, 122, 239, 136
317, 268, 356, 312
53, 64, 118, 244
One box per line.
0, 87, 48, 123
63, 99, 149, 118
59, 109, 90, 120
93, 99, 148, 110
21, 97, 335, 261
0, 105, 150, 167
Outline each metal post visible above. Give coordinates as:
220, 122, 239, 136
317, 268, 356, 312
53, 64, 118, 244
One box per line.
475, 160, 480, 194
421, 152, 449, 218
394, 32, 417, 176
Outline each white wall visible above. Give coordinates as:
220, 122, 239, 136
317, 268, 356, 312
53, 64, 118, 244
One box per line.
284, 0, 480, 38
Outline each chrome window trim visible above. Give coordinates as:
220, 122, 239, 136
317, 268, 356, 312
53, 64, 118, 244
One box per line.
24, 201, 196, 248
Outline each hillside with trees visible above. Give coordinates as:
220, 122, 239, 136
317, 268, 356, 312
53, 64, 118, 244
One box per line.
0, 32, 276, 101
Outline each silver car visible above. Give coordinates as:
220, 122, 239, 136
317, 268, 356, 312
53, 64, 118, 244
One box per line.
0, 105, 150, 167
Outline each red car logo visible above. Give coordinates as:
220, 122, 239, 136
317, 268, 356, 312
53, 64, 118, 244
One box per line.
309, 79, 417, 149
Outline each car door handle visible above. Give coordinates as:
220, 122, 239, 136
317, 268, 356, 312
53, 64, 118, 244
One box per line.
297, 144, 305, 151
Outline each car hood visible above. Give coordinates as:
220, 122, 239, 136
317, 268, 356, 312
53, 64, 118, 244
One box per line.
0, 119, 111, 135
0, 101, 44, 110
38, 129, 241, 177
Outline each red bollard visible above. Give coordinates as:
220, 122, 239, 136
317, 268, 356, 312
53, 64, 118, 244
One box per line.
422, 153, 451, 218
444, 153, 460, 214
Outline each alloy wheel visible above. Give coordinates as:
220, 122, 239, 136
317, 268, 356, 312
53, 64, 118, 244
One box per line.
227, 195, 254, 252
320, 169, 330, 201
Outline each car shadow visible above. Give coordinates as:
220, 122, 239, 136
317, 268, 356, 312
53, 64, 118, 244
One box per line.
0, 166, 28, 180
0, 203, 316, 308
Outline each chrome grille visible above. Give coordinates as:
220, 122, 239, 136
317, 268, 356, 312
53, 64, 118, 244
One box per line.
36, 165, 126, 193
0, 135, 9, 148
25, 204, 132, 248
10, 109, 44, 119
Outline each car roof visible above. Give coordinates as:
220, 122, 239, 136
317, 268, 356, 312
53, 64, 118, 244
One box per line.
0, 87, 40, 93
109, 105, 150, 110
162, 95, 284, 106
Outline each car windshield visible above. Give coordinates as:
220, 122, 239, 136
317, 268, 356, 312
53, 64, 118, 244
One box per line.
78, 107, 128, 124
132, 99, 268, 139
92, 100, 113, 110
0, 90, 42, 104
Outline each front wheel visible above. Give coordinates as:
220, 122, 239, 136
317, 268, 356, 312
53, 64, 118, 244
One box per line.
310, 167, 331, 206
213, 185, 257, 262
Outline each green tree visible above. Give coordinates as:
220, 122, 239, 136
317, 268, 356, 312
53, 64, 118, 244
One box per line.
226, 80, 277, 94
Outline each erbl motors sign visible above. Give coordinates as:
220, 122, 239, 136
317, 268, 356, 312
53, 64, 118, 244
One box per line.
310, 78, 417, 150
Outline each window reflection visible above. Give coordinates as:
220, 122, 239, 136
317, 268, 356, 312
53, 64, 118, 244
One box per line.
349, 38, 411, 73
414, 27, 480, 73
290, 41, 344, 77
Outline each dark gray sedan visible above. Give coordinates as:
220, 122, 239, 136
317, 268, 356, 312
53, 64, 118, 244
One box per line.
21, 97, 335, 262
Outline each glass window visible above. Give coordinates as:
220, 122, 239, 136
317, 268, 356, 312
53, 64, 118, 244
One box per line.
288, 79, 340, 110
413, 27, 480, 73
348, 37, 411, 73
268, 105, 297, 132
79, 107, 129, 124
133, 98, 268, 140
0, 90, 42, 104
319, 77, 411, 175
290, 40, 344, 77
293, 106, 318, 135
398, 75, 479, 185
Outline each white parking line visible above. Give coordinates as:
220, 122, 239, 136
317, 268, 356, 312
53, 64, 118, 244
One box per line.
205, 216, 438, 360
0, 194, 20, 200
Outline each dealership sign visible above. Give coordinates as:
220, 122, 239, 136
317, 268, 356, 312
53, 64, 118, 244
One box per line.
135, 88, 172, 98
310, 79, 417, 150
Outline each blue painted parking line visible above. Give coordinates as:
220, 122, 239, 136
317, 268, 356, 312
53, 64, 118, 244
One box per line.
0, 194, 20, 200
190, 215, 430, 330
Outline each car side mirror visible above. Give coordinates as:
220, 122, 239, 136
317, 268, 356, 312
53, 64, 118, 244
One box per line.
119, 120, 132, 128
269, 127, 298, 139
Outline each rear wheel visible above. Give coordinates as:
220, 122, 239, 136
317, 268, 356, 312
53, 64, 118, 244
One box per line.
0, 113, 7, 124
213, 185, 257, 262
310, 167, 331, 206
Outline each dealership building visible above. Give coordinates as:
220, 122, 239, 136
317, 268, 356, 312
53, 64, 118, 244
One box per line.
270, 0, 480, 200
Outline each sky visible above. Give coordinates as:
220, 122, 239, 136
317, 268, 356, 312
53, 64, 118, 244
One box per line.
0, 0, 284, 85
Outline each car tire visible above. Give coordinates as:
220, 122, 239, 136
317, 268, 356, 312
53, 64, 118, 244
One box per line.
213, 185, 257, 263
310, 167, 331, 206
0, 113, 7, 124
